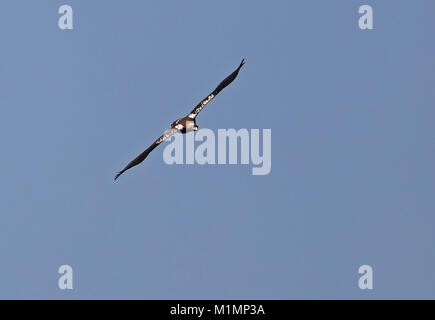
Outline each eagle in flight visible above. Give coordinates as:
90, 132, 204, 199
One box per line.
114, 59, 245, 180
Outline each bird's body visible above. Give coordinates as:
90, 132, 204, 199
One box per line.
170, 117, 198, 134
114, 59, 245, 180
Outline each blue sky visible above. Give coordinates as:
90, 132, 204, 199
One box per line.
0, 0, 434, 299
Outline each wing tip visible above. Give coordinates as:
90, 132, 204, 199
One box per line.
114, 171, 123, 181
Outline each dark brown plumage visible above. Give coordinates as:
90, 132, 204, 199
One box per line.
114, 59, 245, 180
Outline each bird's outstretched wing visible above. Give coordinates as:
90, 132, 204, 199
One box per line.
188, 59, 245, 119
114, 128, 177, 180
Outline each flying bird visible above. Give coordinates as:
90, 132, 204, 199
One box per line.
114, 59, 245, 180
